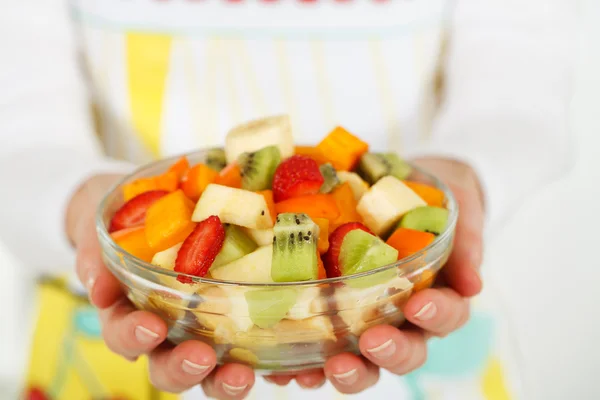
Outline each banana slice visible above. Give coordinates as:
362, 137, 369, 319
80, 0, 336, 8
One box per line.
337, 171, 369, 201
192, 184, 274, 229
357, 176, 427, 236
286, 287, 329, 320
225, 115, 294, 163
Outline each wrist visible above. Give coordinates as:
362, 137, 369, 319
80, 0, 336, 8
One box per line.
65, 174, 125, 247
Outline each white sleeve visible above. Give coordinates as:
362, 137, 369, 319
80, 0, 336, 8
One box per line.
408, 0, 577, 233
0, 2, 133, 275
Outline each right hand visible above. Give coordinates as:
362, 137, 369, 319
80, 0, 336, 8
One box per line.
68, 174, 260, 398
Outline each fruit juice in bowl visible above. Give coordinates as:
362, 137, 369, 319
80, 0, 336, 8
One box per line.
96, 115, 457, 373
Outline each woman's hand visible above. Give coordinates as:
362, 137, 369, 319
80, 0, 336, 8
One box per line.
317, 157, 485, 394
68, 174, 259, 398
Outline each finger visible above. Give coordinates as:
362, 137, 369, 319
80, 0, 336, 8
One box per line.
403, 288, 470, 337
264, 375, 293, 386
76, 219, 122, 308
359, 325, 427, 375
148, 341, 217, 393
324, 353, 379, 394
98, 298, 167, 359
444, 184, 484, 297
201, 363, 255, 399
295, 369, 326, 389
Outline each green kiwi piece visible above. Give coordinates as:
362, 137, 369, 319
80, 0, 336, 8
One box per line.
238, 146, 281, 191
339, 229, 398, 288
245, 288, 297, 329
205, 148, 227, 172
211, 225, 258, 268
357, 153, 412, 184
319, 163, 340, 193
271, 213, 319, 282
399, 206, 449, 235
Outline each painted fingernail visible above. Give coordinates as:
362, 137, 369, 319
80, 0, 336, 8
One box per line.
181, 359, 210, 375
222, 383, 248, 396
332, 369, 359, 385
366, 338, 396, 360
414, 302, 437, 321
134, 326, 160, 344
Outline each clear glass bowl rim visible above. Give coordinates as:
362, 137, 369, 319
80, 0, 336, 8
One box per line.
96, 148, 458, 288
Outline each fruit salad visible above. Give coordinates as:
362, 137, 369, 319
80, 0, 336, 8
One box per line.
100, 115, 455, 371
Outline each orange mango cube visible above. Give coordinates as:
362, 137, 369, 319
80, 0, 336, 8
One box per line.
145, 190, 196, 252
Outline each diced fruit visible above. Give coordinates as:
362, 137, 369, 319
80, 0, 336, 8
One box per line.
330, 182, 362, 230
123, 177, 158, 202
316, 126, 368, 171
295, 145, 329, 165
245, 288, 297, 329
109, 190, 169, 233
323, 222, 372, 278
192, 184, 273, 229
154, 171, 179, 191
241, 227, 274, 246
272, 155, 324, 202
339, 229, 398, 287
313, 217, 330, 254
286, 287, 328, 320
337, 171, 369, 201
358, 153, 412, 184
403, 181, 445, 207
386, 228, 436, 260
318, 163, 340, 193
214, 162, 243, 188
111, 226, 155, 262
414, 269, 437, 292
209, 245, 274, 283
356, 176, 427, 236
275, 194, 340, 223
174, 215, 225, 281
257, 190, 277, 224
180, 163, 218, 201
399, 206, 449, 235
317, 252, 327, 279
213, 225, 258, 267
238, 145, 281, 191
145, 190, 196, 252
229, 348, 260, 366
151, 242, 183, 269
225, 115, 294, 163
205, 148, 227, 172
271, 213, 319, 282
168, 156, 190, 180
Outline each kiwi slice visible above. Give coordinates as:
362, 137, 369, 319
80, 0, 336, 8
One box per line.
205, 148, 227, 172
238, 145, 281, 191
357, 153, 412, 184
399, 206, 449, 235
339, 229, 398, 288
212, 225, 258, 268
319, 163, 340, 194
245, 288, 297, 329
271, 213, 319, 282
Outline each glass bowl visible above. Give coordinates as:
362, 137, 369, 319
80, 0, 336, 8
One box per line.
96, 149, 458, 374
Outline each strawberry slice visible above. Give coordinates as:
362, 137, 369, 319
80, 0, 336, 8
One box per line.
174, 215, 225, 283
323, 222, 372, 278
108, 190, 169, 233
272, 155, 324, 202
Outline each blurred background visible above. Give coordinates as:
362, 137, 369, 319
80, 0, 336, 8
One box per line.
1, 0, 599, 399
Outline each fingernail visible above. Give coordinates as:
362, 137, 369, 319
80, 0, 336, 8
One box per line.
222, 383, 247, 396
86, 275, 97, 305
366, 338, 396, 360
332, 369, 359, 385
181, 359, 210, 375
134, 326, 160, 344
414, 302, 437, 321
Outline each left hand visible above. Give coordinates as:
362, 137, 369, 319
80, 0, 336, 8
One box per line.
264, 157, 485, 393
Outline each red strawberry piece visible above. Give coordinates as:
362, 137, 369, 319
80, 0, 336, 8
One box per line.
108, 190, 169, 233
272, 155, 324, 202
323, 222, 372, 278
174, 215, 225, 283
